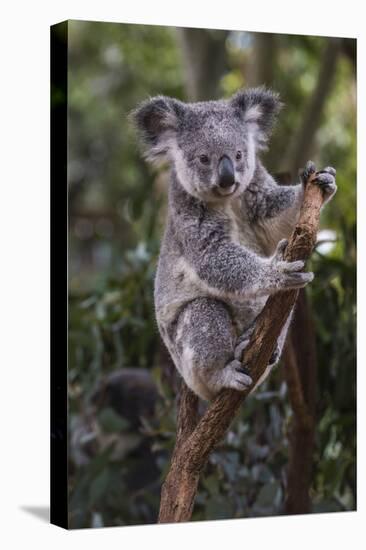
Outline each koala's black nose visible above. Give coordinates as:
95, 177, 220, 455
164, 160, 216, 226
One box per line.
218, 155, 235, 188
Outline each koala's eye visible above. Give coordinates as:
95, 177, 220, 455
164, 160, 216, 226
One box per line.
199, 154, 210, 165
236, 151, 242, 161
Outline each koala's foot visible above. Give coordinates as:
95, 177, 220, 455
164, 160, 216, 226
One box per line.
268, 344, 280, 367
235, 327, 280, 370
222, 359, 253, 391
234, 325, 255, 361
300, 160, 337, 204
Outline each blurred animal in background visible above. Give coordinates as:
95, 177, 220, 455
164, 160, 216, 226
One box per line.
69, 368, 162, 491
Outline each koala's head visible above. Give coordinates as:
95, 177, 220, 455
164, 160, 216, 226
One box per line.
131, 87, 282, 202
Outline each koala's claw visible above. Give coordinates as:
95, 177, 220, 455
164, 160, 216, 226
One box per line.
322, 166, 336, 177
268, 345, 280, 366
274, 238, 289, 261
300, 162, 337, 203
300, 160, 316, 185
314, 169, 337, 198
283, 270, 314, 289
234, 324, 255, 361
236, 365, 251, 377
270, 240, 313, 290
273, 240, 305, 273
224, 359, 253, 390
272, 242, 305, 273
277, 259, 305, 273
234, 337, 250, 361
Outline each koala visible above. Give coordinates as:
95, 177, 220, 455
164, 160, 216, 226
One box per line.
132, 87, 337, 401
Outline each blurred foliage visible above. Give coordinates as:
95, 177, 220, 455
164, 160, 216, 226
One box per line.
67, 20, 356, 528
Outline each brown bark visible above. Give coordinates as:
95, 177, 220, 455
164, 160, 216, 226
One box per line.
174, 383, 200, 453
284, 332, 312, 431
283, 290, 318, 514
158, 172, 324, 523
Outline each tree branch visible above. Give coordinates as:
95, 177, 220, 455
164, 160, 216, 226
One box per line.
158, 172, 324, 523
174, 382, 200, 455
283, 337, 313, 431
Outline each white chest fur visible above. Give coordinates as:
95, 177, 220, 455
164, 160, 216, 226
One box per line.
224, 201, 265, 256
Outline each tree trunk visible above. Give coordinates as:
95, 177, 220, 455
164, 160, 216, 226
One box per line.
247, 33, 278, 88
283, 290, 317, 514
176, 28, 229, 101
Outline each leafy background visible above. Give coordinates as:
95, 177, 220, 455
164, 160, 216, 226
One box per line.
65, 20, 356, 528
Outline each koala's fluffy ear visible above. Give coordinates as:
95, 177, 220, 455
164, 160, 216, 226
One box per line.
130, 96, 185, 163
230, 87, 283, 148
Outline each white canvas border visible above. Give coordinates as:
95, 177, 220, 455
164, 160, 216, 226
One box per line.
0, 1, 363, 548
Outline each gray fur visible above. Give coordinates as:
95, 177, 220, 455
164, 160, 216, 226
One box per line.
132, 88, 337, 401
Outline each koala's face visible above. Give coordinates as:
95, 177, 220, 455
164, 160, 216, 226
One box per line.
132, 88, 282, 202
172, 104, 257, 201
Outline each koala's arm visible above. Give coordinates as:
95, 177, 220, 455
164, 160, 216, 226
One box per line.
246, 169, 304, 236
247, 162, 337, 238
177, 212, 312, 299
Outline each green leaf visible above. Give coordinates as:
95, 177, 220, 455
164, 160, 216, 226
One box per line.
89, 469, 110, 506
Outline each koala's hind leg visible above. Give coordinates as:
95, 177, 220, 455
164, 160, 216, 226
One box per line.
170, 297, 253, 401
232, 307, 294, 393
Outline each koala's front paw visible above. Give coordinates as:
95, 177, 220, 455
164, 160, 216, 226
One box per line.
300, 160, 317, 185
271, 239, 314, 291
314, 166, 337, 203
222, 359, 253, 391
300, 161, 337, 204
